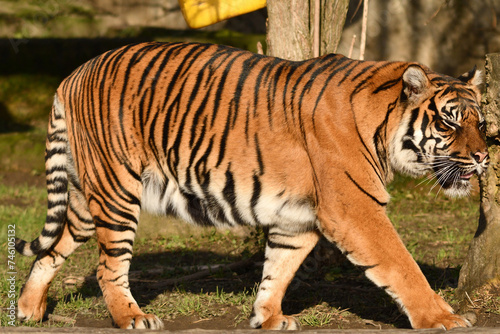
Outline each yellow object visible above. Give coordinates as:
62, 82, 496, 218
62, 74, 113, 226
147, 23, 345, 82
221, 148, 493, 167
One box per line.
179, 0, 267, 29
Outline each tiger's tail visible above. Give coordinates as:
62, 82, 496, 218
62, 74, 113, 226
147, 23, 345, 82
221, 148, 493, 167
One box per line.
15, 94, 68, 256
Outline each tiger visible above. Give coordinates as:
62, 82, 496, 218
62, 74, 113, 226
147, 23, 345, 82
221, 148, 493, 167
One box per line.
15, 41, 488, 330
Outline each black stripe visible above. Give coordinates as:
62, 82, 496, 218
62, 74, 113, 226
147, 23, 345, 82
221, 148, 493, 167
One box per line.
40, 227, 63, 240
215, 103, 232, 167
351, 63, 375, 82
187, 117, 209, 190
103, 199, 139, 225
47, 200, 67, 209
110, 239, 134, 246
405, 107, 420, 140
373, 97, 400, 178
344, 171, 387, 207
265, 60, 287, 128
67, 223, 93, 243
137, 44, 171, 93
373, 78, 401, 94
359, 264, 378, 271
267, 240, 299, 250
337, 60, 363, 86
46, 176, 67, 186
182, 190, 215, 227
290, 60, 320, 125
194, 136, 215, 187
45, 209, 66, 224
99, 242, 132, 257
46, 165, 66, 174
29, 239, 42, 255
68, 204, 93, 225
47, 129, 66, 142
254, 60, 279, 127
95, 217, 136, 232
107, 273, 127, 283
166, 102, 191, 179
281, 64, 301, 126
250, 174, 262, 225
188, 84, 211, 149
45, 147, 67, 159
47, 185, 67, 194
122, 162, 142, 183
229, 55, 261, 128
268, 231, 295, 237
402, 139, 419, 152
350, 63, 404, 103
309, 57, 355, 125
210, 51, 241, 127
254, 134, 264, 175
222, 166, 246, 225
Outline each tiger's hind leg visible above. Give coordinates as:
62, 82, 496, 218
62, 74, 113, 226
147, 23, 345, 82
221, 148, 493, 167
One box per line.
18, 186, 94, 322
250, 228, 320, 330
89, 172, 163, 330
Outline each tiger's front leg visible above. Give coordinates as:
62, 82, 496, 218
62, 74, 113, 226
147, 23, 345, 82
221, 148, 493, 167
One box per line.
317, 197, 471, 330
250, 229, 320, 330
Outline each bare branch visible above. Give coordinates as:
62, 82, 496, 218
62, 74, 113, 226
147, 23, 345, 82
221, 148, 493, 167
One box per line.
359, 0, 369, 60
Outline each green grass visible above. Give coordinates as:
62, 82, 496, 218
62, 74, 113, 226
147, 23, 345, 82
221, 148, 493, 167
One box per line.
387, 175, 480, 268
0, 182, 47, 327
54, 293, 108, 320
143, 285, 257, 323
298, 302, 352, 328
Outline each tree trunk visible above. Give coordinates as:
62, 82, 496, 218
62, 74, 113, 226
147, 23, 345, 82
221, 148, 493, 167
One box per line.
266, 0, 349, 60
457, 53, 500, 307
265, 0, 350, 275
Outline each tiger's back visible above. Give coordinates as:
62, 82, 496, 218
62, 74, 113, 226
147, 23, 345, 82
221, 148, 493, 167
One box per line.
61, 42, 335, 231
16, 41, 488, 330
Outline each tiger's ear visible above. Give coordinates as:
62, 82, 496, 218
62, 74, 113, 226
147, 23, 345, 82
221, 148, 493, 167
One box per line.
458, 65, 483, 87
402, 65, 430, 103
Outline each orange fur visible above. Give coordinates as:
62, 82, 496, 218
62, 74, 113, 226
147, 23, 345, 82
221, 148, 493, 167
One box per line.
16, 42, 487, 330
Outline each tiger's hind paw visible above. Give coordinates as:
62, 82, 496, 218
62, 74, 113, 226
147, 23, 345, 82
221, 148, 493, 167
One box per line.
17, 288, 48, 322
17, 305, 46, 323
113, 314, 164, 329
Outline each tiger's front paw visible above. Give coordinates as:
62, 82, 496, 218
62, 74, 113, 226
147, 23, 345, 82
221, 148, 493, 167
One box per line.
415, 313, 471, 330
113, 313, 164, 329
250, 312, 300, 330
411, 294, 473, 329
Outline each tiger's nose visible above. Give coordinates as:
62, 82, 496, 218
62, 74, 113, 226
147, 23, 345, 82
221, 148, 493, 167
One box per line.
473, 151, 489, 163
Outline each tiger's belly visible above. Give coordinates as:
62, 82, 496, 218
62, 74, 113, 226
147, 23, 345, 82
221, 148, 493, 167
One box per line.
140, 167, 317, 232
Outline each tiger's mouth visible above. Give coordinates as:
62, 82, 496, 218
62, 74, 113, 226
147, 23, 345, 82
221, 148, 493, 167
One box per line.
434, 167, 475, 186
432, 164, 476, 197
459, 171, 475, 180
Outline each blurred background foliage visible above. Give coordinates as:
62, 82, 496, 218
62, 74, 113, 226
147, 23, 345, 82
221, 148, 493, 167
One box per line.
0, 0, 499, 132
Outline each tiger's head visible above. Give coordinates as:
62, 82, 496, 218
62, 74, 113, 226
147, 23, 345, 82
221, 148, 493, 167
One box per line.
390, 65, 489, 197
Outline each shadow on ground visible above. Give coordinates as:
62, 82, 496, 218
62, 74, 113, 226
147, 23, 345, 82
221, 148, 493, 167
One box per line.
44, 245, 469, 330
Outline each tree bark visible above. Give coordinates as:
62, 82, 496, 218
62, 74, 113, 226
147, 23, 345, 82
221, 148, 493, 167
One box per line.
266, 0, 349, 60
457, 53, 500, 307
265, 0, 350, 273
